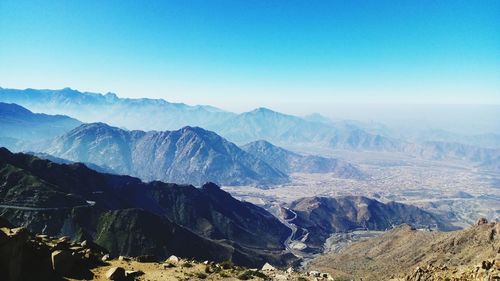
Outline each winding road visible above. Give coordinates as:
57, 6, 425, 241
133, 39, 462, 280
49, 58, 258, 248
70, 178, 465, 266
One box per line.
0, 201, 95, 211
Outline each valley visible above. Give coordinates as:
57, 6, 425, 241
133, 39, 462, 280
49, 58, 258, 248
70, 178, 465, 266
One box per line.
225, 150, 499, 228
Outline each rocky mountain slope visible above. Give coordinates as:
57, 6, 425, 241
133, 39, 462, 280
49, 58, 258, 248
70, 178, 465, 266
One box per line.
0, 102, 81, 150
285, 196, 455, 252
0, 148, 294, 267
309, 219, 500, 281
242, 140, 366, 179
42, 123, 288, 186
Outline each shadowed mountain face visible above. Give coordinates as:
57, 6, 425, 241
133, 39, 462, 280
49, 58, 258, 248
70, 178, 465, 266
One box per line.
242, 140, 366, 179
43, 123, 288, 187
0, 148, 294, 266
286, 196, 456, 252
0, 102, 81, 149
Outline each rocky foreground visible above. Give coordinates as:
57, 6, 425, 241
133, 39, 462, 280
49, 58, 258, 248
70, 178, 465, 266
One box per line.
3, 216, 500, 281
0, 217, 333, 281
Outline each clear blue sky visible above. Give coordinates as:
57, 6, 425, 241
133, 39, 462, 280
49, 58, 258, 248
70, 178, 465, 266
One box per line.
1, 0, 499, 113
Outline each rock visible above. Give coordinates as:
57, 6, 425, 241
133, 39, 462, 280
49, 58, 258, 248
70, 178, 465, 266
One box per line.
482, 260, 493, 270
262, 262, 276, 271
136, 254, 157, 263
51, 250, 76, 276
118, 255, 130, 262
477, 218, 488, 225
165, 255, 179, 264
203, 260, 209, 265
286, 267, 294, 274
69, 246, 83, 252
106, 267, 126, 280
58, 236, 70, 243
126, 270, 144, 277
274, 274, 288, 280
102, 254, 110, 262
80, 240, 88, 247
309, 270, 321, 277
0, 227, 30, 281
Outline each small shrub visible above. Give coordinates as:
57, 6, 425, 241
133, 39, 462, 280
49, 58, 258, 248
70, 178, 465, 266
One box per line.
196, 273, 208, 279
220, 260, 234, 269
182, 262, 193, 268
238, 270, 254, 280
252, 271, 268, 279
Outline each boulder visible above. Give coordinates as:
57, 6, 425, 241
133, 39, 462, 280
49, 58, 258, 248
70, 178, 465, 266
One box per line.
309, 270, 321, 277
286, 267, 294, 274
262, 262, 276, 271
165, 255, 179, 264
477, 218, 488, 225
126, 270, 144, 277
0, 227, 29, 281
51, 250, 76, 276
106, 267, 125, 280
102, 254, 110, 262
118, 255, 130, 262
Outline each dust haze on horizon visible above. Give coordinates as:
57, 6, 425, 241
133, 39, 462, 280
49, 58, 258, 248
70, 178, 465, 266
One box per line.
1, 0, 499, 133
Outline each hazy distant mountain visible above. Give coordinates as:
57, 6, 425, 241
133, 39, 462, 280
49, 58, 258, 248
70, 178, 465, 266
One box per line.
242, 140, 366, 179
0, 87, 235, 131
0, 88, 402, 152
211, 107, 401, 152
403, 141, 500, 171
43, 123, 288, 186
0, 102, 81, 149
0, 148, 294, 266
285, 196, 455, 252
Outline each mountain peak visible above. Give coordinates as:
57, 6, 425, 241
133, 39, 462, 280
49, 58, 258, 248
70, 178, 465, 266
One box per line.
249, 107, 277, 114
201, 182, 221, 191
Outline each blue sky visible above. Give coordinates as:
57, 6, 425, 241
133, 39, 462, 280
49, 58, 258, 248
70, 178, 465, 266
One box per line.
0, 0, 499, 113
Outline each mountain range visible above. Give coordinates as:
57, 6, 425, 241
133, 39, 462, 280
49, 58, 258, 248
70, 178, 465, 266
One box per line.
0, 147, 295, 266
42, 122, 289, 186
0, 88, 402, 151
242, 140, 366, 179
0, 102, 81, 149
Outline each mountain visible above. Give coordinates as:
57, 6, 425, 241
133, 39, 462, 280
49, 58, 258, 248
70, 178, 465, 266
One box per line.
285, 196, 455, 252
309, 220, 500, 280
43, 123, 288, 186
25, 152, 115, 174
0, 102, 81, 150
242, 140, 366, 179
0, 88, 402, 151
0, 148, 294, 267
403, 141, 500, 172
0, 87, 235, 131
